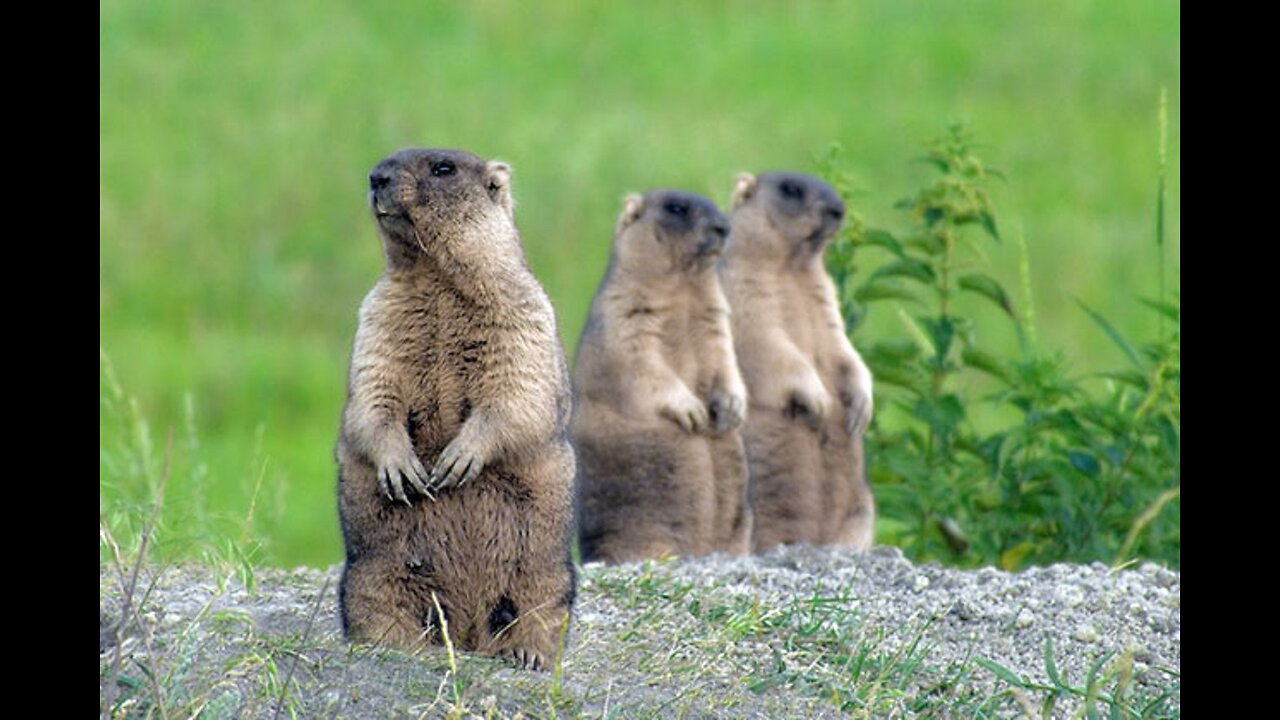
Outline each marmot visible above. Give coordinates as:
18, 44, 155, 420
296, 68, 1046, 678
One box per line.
719, 172, 875, 552
573, 191, 751, 563
337, 148, 576, 671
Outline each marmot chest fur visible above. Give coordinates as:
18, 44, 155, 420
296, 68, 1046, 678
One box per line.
337, 148, 575, 671
719, 171, 875, 552
573, 190, 751, 563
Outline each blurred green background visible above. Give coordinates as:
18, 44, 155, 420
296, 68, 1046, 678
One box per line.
100, 0, 1180, 567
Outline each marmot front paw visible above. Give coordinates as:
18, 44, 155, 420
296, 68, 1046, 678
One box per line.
708, 388, 746, 434
658, 386, 711, 434
429, 435, 488, 491
376, 447, 433, 504
840, 384, 873, 436
785, 384, 832, 431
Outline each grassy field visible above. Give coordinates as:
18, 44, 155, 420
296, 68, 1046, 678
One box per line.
100, 1, 1180, 567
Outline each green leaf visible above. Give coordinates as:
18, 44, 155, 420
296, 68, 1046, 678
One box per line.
855, 280, 920, 305
958, 273, 1014, 317
979, 210, 1001, 242
1085, 651, 1115, 695
904, 233, 947, 256
1067, 452, 1101, 477
868, 339, 923, 362
1044, 636, 1064, 688
1076, 300, 1145, 370
915, 394, 965, 432
1097, 370, 1149, 391
961, 348, 1012, 385
920, 316, 957, 360
872, 366, 930, 396
915, 155, 951, 173
1139, 297, 1180, 322
897, 306, 936, 358
975, 658, 1027, 689
999, 541, 1035, 570
872, 258, 936, 285
865, 229, 905, 257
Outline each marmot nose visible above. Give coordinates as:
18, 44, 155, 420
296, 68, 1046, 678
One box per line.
369, 173, 391, 192
825, 204, 845, 222
708, 220, 729, 240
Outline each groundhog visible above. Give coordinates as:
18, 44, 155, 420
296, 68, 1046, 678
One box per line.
573, 190, 751, 563
336, 148, 576, 671
719, 171, 875, 553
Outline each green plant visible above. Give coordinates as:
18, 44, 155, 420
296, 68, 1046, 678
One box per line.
821, 123, 1179, 570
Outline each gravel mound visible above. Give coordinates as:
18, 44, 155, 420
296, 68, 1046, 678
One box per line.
99, 546, 1179, 718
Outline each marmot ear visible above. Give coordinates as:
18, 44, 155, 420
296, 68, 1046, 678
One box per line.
616, 192, 645, 233
731, 172, 758, 209
486, 160, 515, 216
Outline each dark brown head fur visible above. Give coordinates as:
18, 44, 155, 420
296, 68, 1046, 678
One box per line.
611, 190, 730, 276
729, 172, 846, 263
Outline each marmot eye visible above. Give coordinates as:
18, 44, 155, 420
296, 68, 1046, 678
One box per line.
431, 161, 456, 177
779, 182, 804, 201
664, 201, 689, 217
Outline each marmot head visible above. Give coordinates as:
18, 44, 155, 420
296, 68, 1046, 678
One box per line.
368, 148, 516, 267
612, 190, 729, 275
728, 172, 845, 258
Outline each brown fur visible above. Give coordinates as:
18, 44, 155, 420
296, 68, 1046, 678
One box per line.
337, 148, 575, 670
573, 191, 751, 563
719, 172, 875, 553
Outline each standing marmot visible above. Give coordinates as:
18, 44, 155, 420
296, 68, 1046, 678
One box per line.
573, 191, 751, 563
719, 172, 875, 552
337, 148, 576, 671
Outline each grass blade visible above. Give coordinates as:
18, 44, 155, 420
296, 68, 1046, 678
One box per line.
1076, 300, 1144, 370
975, 658, 1026, 689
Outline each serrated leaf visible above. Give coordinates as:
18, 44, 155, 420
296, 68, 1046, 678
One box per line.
873, 258, 936, 285
1139, 297, 1180, 322
904, 232, 948, 256
865, 229, 905, 257
868, 339, 923, 361
915, 394, 965, 432
920, 316, 957, 360
979, 210, 1000, 242
915, 155, 951, 173
1097, 370, 1149, 390
1077, 300, 1144, 370
959, 273, 1014, 316
1067, 452, 1101, 477
871, 366, 929, 396
855, 280, 920, 305
976, 658, 1027, 688
897, 306, 936, 358
961, 348, 1013, 385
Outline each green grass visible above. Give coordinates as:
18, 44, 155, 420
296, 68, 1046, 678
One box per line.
100, 0, 1180, 566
